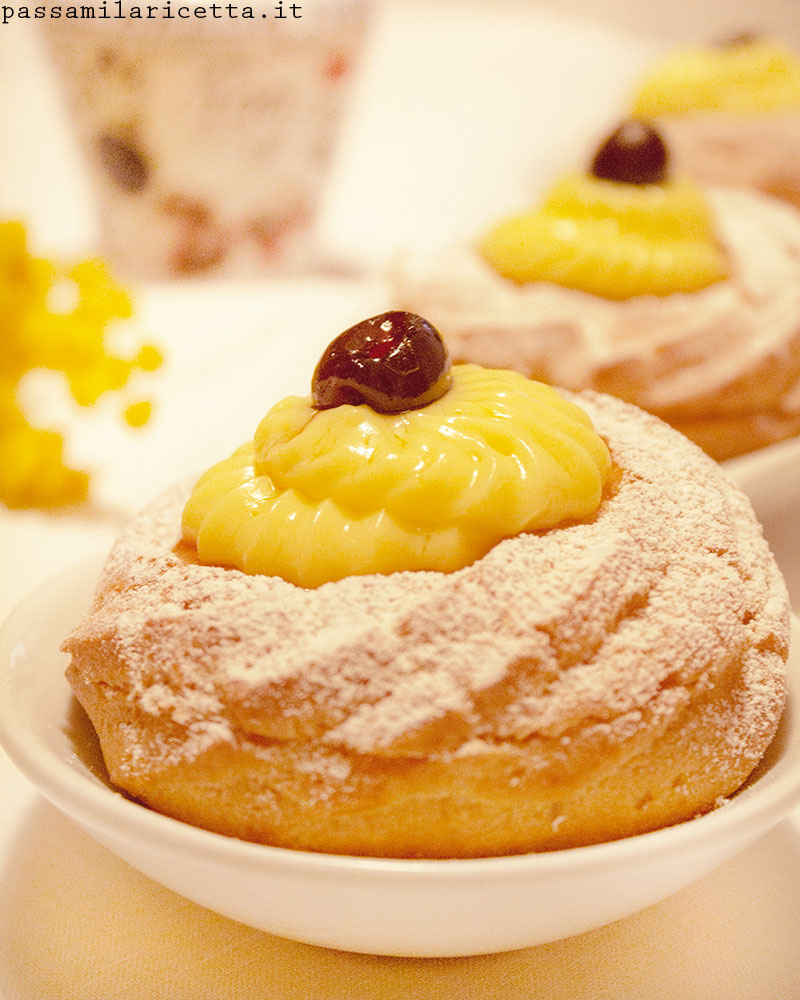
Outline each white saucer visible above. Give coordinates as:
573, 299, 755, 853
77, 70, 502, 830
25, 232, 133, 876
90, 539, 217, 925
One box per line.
1, 559, 800, 957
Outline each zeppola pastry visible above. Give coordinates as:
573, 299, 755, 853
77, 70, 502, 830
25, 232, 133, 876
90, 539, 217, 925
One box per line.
63, 313, 789, 858
395, 120, 800, 461
631, 35, 800, 210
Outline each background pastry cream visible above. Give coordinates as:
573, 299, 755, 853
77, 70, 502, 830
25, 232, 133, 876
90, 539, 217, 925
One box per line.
397, 186, 800, 460
480, 172, 729, 299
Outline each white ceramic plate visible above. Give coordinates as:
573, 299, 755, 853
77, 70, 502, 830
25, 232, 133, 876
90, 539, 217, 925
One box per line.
725, 435, 800, 500
2, 558, 800, 958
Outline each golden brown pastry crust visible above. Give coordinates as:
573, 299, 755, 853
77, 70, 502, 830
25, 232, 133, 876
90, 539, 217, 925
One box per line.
63, 392, 789, 857
657, 112, 800, 212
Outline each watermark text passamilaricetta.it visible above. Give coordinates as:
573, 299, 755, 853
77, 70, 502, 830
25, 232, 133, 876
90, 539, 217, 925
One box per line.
2, 1, 302, 22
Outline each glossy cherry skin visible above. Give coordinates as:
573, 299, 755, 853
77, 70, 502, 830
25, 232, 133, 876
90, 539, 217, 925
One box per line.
311, 311, 452, 413
591, 119, 669, 185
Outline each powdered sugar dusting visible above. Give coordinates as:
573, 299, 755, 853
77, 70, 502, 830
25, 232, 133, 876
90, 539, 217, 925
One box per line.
64, 391, 789, 792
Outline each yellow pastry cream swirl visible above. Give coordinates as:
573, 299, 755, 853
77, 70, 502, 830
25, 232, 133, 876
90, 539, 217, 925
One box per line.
632, 37, 800, 117
182, 364, 612, 588
481, 172, 729, 300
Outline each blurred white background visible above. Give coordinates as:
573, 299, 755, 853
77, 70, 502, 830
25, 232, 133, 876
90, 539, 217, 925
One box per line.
2, 0, 799, 268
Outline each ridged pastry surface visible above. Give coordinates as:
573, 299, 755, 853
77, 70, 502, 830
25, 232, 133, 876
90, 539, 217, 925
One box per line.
63, 391, 789, 857
397, 187, 800, 460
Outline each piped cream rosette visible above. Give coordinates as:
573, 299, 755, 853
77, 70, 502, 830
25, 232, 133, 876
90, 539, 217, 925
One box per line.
182, 365, 611, 588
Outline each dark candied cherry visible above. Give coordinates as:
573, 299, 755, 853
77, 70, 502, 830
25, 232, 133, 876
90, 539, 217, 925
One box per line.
96, 133, 150, 193
311, 311, 452, 414
590, 118, 668, 185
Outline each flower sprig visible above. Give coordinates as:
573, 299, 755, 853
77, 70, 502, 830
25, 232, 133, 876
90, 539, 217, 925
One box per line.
0, 222, 162, 509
